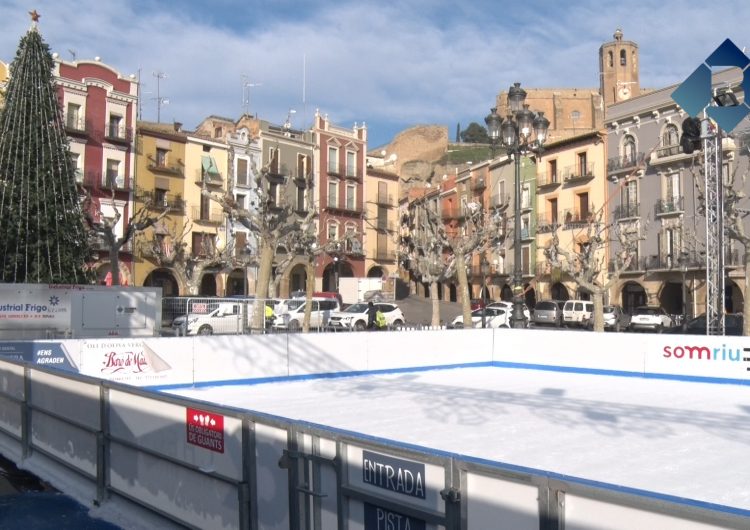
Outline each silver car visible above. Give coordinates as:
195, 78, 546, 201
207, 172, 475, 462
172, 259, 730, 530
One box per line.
532, 300, 565, 327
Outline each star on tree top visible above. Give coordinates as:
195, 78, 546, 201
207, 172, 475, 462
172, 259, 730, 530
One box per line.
29, 10, 41, 22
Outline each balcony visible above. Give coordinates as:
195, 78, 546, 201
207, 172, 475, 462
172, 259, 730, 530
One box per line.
191, 206, 224, 225
562, 208, 593, 228
344, 167, 362, 181
64, 115, 91, 136
563, 162, 595, 183
613, 202, 640, 221
136, 188, 185, 214
651, 141, 696, 165
520, 227, 534, 241
147, 157, 183, 177
470, 177, 486, 191
324, 195, 362, 214
327, 163, 340, 176
104, 122, 133, 145
195, 169, 224, 187
608, 152, 645, 175
80, 171, 132, 191
654, 197, 684, 216
537, 172, 561, 190
536, 213, 560, 234
375, 193, 393, 207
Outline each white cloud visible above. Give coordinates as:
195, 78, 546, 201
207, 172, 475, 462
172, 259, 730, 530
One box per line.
2, 0, 750, 147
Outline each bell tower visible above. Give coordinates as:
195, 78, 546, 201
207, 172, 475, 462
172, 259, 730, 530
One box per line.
599, 28, 640, 108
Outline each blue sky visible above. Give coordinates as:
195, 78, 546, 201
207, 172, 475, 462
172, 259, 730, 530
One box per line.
2, 0, 750, 149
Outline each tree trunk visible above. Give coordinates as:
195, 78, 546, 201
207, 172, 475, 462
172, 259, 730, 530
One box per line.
430, 280, 441, 327
252, 240, 275, 330
109, 237, 121, 286
744, 248, 750, 336
303, 258, 314, 333
456, 255, 472, 327
592, 289, 605, 332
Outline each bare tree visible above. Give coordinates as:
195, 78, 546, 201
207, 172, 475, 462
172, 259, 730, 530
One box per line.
204, 166, 308, 329
400, 197, 508, 327
83, 191, 168, 285
544, 209, 644, 331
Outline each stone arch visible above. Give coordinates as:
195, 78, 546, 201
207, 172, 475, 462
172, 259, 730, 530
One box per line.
367, 266, 386, 278
620, 280, 647, 313
524, 284, 537, 308
144, 268, 180, 296
550, 282, 569, 301
199, 272, 217, 296
226, 268, 247, 296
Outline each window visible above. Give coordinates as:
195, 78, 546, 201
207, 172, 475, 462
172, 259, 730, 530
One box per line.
108, 114, 122, 138
200, 194, 211, 221
577, 192, 589, 219
105, 159, 120, 188
214, 127, 223, 139
235, 193, 246, 209
296, 186, 306, 211
577, 152, 588, 176
620, 50, 626, 66
623, 135, 636, 162
202, 145, 211, 153
328, 146, 339, 174
549, 198, 558, 224
548, 160, 557, 183
346, 184, 356, 210
327, 222, 338, 241
154, 189, 167, 206
328, 180, 338, 208
663, 124, 679, 147
268, 182, 278, 207
521, 184, 530, 209
346, 150, 357, 177
499, 180, 505, 203
71, 153, 82, 181
236, 158, 248, 186
608, 51, 613, 68
521, 215, 530, 239
156, 148, 168, 167
269, 147, 280, 174
66, 103, 81, 129
297, 154, 310, 181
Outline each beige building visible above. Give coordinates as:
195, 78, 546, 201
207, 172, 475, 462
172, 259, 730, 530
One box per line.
364, 166, 399, 280
535, 130, 609, 301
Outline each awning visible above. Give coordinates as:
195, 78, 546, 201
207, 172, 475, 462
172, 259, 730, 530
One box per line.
201, 156, 220, 175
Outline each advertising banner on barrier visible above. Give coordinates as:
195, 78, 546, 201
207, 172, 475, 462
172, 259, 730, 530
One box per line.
364, 502, 425, 530
77, 338, 194, 386
645, 335, 750, 382
0, 341, 79, 371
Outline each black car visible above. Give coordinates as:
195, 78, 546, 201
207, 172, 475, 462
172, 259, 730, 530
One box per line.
664, 314, 744, 335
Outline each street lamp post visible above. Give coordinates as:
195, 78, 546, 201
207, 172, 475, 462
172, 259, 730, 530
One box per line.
485, 83, 550, 329
480, 255, 489, 328
680, 252, 689, 331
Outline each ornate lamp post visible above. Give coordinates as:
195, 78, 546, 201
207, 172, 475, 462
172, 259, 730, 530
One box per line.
485, 83, 550, 328
679, 251, 689, 331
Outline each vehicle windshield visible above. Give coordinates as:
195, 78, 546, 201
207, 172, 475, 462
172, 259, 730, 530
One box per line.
603, 306, 616, 313
536, 302, 555, 310
286, 300, 305, 311
634, 307, 659, 315
343, 303, 369, 313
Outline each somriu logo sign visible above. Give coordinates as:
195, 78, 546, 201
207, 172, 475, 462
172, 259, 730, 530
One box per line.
671, 38, 750, 132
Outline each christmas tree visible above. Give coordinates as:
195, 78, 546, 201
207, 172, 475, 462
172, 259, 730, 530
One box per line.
0, 12, 92, 284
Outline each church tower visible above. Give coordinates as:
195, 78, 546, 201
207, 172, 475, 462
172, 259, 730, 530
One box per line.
599, 28, 640, 108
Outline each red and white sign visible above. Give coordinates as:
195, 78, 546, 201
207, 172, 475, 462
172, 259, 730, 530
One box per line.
186, 407, 224, 453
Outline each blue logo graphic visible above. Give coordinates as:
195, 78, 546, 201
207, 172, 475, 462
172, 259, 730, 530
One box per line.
49, 295, 59, 306
671, 38, 750, 132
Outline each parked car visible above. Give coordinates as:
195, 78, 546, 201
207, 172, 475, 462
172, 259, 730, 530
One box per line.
327, 302, 405, 331
451, 306, 511, 329
273, 298, 341, 331
562, 300, 594, 327
629, 306, 673, 333
664, 313, 744, 335
585, 304, 630, 332
532, 300, 566, 327
487, 301, 531, 323
173, 301, 251, 336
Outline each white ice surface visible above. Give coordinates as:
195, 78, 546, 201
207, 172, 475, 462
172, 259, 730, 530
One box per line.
166, 366, 750, 510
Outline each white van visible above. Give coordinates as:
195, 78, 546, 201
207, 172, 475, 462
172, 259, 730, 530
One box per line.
562, 300, 594, 327
273, 298, 341, 331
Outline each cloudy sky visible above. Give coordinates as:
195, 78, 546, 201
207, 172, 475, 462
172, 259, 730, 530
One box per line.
2, 0, 750, 148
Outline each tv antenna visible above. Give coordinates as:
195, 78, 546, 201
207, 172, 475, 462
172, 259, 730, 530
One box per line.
67, 49, 76, 61
241, 75, 261, 116
152, 71, 169, 123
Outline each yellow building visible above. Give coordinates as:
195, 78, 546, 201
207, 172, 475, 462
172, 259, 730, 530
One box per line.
182, 132, 230, 295
132, 121, 188, 295
535, 130, 609, 301
0, 60, 7, 107
364, 166, 399, 283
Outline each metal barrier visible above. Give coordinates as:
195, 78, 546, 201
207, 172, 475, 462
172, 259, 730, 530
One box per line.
161, 297, 275, 336
0, 358, 746, 530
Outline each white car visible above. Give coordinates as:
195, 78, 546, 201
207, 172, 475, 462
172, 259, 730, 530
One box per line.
452, 306, 511, 329
562, 300, 594, 327
273, 298, 341, 331
172, 302, 251, 336
327, 302, 405, 331
629, 306, 673, 333
487, 301, 531, 323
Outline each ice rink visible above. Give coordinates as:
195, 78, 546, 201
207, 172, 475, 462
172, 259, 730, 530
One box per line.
168, 365, 750, 514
